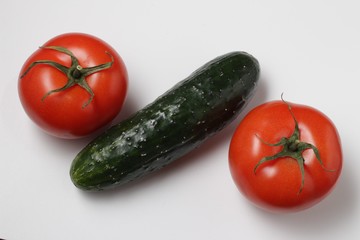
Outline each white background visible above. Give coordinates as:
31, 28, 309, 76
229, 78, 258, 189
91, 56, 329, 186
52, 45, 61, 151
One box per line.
1, 0, 359, 239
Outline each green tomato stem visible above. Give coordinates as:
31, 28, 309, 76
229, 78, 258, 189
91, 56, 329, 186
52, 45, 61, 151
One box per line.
20, 46, 114, 108
254, 97, 335, 194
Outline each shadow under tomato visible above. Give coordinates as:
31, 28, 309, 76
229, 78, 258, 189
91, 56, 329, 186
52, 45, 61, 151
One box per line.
252, 157, 356, 238
109, 93, 142, 126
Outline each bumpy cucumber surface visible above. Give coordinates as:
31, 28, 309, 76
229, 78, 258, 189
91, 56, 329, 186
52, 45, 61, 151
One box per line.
70, 51, 260, 191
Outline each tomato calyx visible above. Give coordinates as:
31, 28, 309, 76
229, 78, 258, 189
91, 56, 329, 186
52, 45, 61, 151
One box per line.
254, 99, 335, 194
20, 46, 114, 108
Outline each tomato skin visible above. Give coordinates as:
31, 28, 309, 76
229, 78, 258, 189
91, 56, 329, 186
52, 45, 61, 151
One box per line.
18, 33, 128, 139
229, 100, 342, 213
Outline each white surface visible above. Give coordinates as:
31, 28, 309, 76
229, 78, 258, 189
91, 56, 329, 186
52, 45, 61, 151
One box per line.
1, 0, 359, 239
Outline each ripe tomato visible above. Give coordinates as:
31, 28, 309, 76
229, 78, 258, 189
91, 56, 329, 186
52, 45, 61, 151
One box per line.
18, 33, 128, 139
229, 99, 342, 213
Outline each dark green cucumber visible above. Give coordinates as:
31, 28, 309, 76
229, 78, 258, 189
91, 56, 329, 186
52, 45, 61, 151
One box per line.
70, 51, 260, 191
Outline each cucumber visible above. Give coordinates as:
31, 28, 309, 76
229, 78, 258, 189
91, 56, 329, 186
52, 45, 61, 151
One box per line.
70, 51, 260, 191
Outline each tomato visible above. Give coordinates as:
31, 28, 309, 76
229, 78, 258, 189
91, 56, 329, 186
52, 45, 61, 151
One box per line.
228, 99, 342, 213
18, 33, 128, 139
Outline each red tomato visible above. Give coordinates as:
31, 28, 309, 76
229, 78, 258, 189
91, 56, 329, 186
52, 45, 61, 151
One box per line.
229, 99, 342, 213
18, 33, 128, 139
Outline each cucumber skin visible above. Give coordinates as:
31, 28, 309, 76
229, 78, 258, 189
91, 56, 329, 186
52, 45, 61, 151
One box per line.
70, 51, 260, 191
